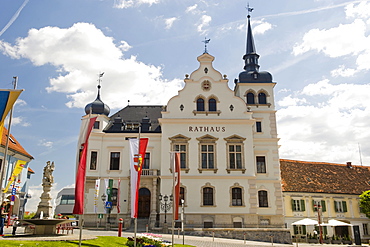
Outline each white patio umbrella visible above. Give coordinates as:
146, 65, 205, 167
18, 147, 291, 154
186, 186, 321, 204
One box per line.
292, 218, 319, 225
328, 219, 352, 226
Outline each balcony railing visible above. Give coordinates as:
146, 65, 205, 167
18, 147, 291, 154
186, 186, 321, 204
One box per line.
141, 169, 160, 176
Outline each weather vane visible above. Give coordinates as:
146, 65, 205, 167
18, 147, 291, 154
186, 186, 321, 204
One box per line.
202, 37, 211, 53
98, 72, 104, 87
246, 2, 254, 17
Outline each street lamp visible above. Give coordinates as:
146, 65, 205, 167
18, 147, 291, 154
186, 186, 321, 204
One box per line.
101, 194, 111, 227
159, 194, 173, 224
314, 204, 323, 244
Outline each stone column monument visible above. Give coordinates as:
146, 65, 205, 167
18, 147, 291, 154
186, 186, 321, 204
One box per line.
33, 161, 55, 219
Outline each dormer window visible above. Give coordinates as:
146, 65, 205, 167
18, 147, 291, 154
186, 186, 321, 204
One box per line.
196, 98, 205, 111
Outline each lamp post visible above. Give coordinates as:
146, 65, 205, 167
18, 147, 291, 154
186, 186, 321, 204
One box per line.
314, 204, 323, 244
101, 194, 111, 228
159, 194, 173, 224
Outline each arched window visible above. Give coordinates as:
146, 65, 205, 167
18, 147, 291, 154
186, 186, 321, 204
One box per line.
208, 98, 217, 111
179, 187, 185, 205
232, 188, 242, 206
258, 92, 267, 104
258, 190, 268, 207
197, 98, 205, 111
246, 93, 255, 104
203, 187, 214, 206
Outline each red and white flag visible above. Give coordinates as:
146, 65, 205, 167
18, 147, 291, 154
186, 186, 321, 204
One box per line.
73, 116, 97, 215
129, 138, 149, 218
172, 152, 181, 220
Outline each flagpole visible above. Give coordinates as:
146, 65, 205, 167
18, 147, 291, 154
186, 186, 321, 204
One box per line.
134, 125, 141, 247
0, 77, 17, 203
171, 152, 175, 247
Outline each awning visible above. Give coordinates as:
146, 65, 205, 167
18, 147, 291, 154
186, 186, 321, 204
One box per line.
328, 219, 352, 226
292, 218, 319, 225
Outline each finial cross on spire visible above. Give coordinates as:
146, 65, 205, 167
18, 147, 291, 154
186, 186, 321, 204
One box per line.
202, 37, 211, 53
246, 3, 254, 17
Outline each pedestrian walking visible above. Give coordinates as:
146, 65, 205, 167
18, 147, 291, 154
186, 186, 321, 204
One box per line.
0, 201, 8, 237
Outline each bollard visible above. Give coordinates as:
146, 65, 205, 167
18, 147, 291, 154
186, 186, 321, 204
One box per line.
212, 231, 215, 242
146, 224, 148, 233
118, 218, 123, 237
178, 228, 180, 238
270, 235, 273, 246
244, 232, 246, 244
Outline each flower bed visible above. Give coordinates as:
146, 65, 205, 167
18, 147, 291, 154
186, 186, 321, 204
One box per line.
126, 233, 171, 247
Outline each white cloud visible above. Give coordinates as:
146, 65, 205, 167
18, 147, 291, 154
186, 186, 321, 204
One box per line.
277, 80, 370, 164
345, 1, 370, 19
293, 19, 368, 58
0, 23, 183, 109
118, 40, 131, 51
114, 0, 159, 9
165, 17, 178, 30
293, 2, 370, 77
331, 65, 357, 77
39, 139, 53, 148
253, 20, 272, 35
186, 4, 198, 13
11, 116, 30, 127
197, 15, 212, 34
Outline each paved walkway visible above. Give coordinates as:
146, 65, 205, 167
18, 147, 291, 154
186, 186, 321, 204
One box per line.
0, 226, 365, 247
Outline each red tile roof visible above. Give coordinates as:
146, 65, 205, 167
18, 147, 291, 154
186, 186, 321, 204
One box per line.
280, 159, 370, 195
1, 127, 33, 160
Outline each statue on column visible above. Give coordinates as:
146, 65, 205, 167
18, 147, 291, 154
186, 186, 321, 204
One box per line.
33, 161, 55, 219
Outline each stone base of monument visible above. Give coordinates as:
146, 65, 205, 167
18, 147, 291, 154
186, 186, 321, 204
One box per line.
21, 219, 77, 235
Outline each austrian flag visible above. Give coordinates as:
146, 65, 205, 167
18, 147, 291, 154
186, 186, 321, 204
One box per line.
129, 138, 149, 218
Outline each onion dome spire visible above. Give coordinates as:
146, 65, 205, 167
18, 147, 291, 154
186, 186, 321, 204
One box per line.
84, 73, 110, 116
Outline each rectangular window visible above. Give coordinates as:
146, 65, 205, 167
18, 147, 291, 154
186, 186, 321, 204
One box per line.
256, 156, 266, 173
313, 200, 326, 212
204, 222, 213, 228
294, 225, 307, 235
229, 145, 242, 169
292, 199, 305, 211
110, 152, 120, 170
173, 144, 187, 169
60, 195, 75, 205
201, 144, 214, 169
334, 201, 347, 213
90, 151, 97, 170
143, 153, 150, 169
233, 222, 242, 228
256, 121, 262, 132
363, 223, 369, 235
93, 121, 100, 129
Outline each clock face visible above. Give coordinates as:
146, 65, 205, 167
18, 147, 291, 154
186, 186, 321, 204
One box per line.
202, 80, 211, 91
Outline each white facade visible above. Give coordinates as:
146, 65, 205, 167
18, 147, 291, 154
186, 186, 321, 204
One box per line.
78, 51, 285, 232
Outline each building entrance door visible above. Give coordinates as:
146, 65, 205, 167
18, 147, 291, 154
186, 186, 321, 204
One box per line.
138, 188, 151, 218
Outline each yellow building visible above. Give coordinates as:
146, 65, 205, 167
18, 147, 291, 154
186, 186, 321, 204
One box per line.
281, 159, 370, 243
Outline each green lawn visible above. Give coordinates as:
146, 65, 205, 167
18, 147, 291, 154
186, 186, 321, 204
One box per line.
0, 236, 194, 247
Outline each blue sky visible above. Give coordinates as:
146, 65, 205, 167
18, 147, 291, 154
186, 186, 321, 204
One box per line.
1, 0, 370, 211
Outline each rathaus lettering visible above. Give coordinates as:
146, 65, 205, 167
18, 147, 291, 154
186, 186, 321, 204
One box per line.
188, 126, 226, 132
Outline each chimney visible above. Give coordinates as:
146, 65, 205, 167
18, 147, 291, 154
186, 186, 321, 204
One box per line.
346, 162, 352, 168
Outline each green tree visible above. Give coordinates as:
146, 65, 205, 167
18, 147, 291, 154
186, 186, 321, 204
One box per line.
359, 190, 370, 218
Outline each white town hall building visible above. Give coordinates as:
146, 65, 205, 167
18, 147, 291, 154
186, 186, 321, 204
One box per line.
77, 15, 291, 243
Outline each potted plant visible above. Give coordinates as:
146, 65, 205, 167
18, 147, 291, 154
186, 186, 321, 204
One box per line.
342, 235, 352, 245
322, 235, 330, 244
331, 235, 342, 244
307, 233, 319, 243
